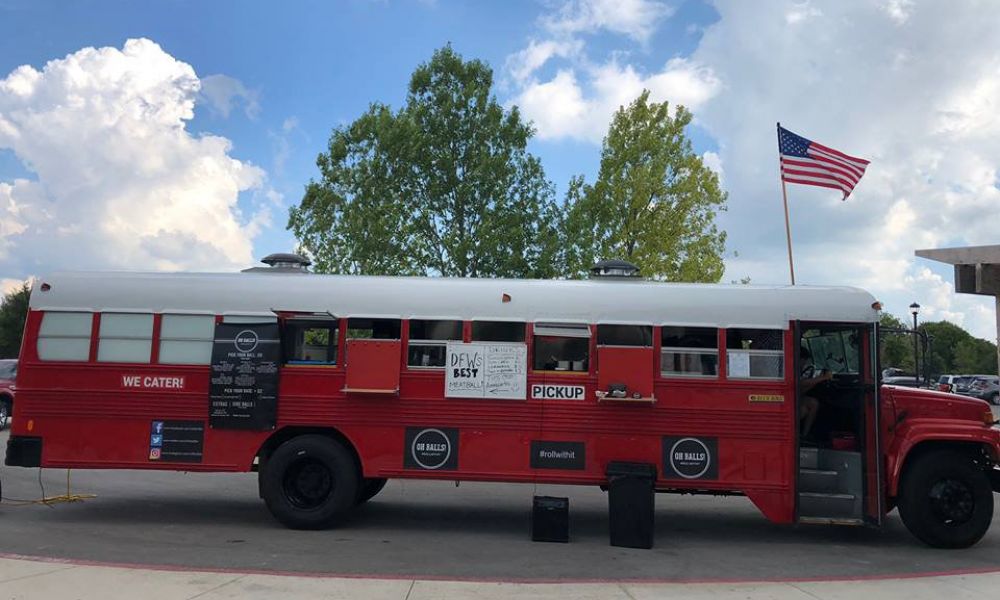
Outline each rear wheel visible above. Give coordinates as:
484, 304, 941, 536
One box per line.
0, 397, 9, 430
989, 392, 998, 406
260, 435, 359, 529
356, 478, 388, 505
898, 449, 994, 548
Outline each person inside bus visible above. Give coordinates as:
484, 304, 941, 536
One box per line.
799, 344, 833, 440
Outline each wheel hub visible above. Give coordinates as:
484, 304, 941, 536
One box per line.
283, 458, 334, 509
928, 478, 975, 526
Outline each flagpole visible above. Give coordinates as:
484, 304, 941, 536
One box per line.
777, 122, 796, 285
781, 173, 796, 285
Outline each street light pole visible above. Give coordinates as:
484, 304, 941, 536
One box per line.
910, 302, 921, 384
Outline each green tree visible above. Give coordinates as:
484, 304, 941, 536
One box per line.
0, 282, 30, 358
562, 90, 727, 281
289, 46, 560, 278
879, 313, 913, 373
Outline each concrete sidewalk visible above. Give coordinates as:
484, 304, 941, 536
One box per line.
1, 556, 999, 600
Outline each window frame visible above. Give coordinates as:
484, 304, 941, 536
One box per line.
97, 312, 154, 364
36, 311, 94, 362
407, 319, 463, 370
532, 322, 591, 374
157, 313, 216, 366
282, 318, 341, 366
725, 327, 785, 381
659, 325, 720, 379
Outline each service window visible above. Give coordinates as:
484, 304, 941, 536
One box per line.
284, 320, 339, 365
158, 314, 215, 365
98, 313, 154, 363
597, 324, 652, 347
408, 319, 462, 368
37, 311, 93, 361
472, 321, 525, 342
661, 326, 718, 377
347, 318, 401, 340
726, 328, 784, 379
533, 323, 590, 372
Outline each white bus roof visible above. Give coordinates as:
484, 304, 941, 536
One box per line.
29, 271, 879, 329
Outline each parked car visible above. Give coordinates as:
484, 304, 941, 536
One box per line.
954, 374, 992, 397
882, 375, 924, 388
0, 358, 15, 429
937, 374, 965, 393
966, 375, 999, 405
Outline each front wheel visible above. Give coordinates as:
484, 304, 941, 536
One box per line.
990, 392, 999, 406
0, 398, 9, 430
898, 449, 994, 548
260, 435, 360, 530
356, 478, 388, 505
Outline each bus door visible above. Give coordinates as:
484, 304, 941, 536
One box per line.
796, 322, 881, 525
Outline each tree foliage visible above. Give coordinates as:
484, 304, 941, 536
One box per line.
562, 91, 727, 281
0, 282, 30, 359
289, 46, 560, 278
879, 312, 998, 377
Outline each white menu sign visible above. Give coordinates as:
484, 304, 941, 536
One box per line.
445, 342, 527, 400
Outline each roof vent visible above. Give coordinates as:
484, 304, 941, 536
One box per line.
589, 259, 641, 279
242, 252, 312, 274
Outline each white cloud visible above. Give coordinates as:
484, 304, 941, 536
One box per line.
685, 1, 1000, 340
513, 57, 721, 143
0, 38, 267, 275
506, 0, 719, 143
0, 277, 27, 295
506, 39, 583, 83
702, 151, 723, 186
199, 73, 261, 120
541, 0, 674, 43
785, 2, 822, 25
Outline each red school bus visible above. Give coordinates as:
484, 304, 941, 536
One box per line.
5, 256, 1000, 548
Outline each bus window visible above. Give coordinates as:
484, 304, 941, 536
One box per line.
472, 321, 525, 342
98, 313, 154, 363
347, 318, 401, 340
533, 323, 590, 372
726, 328, 784, 379
803, 329, 860, 374
284, 320, 339, 365
37, 311, 92, 361
158, 314, 215, 365
661, 326, 718, 377
408, 320, 462, 368
597, 324, 652, 347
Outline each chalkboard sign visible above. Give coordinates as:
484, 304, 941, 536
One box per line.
445, 342, 527, 400
209, 322, 281, 430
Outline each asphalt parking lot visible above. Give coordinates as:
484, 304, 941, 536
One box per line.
1, 428, 999, 582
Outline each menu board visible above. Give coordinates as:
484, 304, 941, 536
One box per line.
209, 323, 281, 430
445, 342, 527, 400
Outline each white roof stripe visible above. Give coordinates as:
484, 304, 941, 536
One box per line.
29, 271, 880, 330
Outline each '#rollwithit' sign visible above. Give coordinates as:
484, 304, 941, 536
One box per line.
209, 323, 281, 430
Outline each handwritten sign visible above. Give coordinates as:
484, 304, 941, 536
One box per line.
446, 342, 527, 400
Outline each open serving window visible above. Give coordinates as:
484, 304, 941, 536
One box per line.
533, 322, 590, 373
596, 324, 655, 403
343, 318, 402, 394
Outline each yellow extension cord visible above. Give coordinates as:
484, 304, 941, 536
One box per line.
2, 469, 96, 506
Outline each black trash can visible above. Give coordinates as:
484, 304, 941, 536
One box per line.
532, 495, 569, 543
606, 461, 656, 549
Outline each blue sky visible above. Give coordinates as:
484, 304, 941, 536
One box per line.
0, 0, 998, 340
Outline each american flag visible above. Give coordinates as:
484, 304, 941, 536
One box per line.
778, 124, 869, 199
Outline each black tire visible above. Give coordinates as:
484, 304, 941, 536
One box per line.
990, 392, 999, 406
898, 449, 994, 548
0, 398, 9, 430
356, 478, 388, 505
260, 435, 359, 530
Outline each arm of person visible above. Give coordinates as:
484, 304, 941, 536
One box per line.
800, 369, 833, 392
